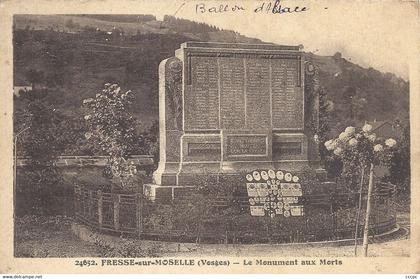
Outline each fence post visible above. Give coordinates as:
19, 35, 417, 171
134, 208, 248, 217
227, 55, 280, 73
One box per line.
330, 194, 335, 240
88, 190, 93, 220
113, 194, 120, 231
136, 192, 143, 238
98, 190, 103, 231
375, 196, 379, 235
80, 188, 85, 216
74, 185, 79, 218
84, 189, 89, 217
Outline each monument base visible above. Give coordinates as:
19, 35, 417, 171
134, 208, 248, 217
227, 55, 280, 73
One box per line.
145, 167, 329, 202
143, 184, 196, 201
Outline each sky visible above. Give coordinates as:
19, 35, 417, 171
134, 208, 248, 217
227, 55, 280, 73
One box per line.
143, 0, 419, 80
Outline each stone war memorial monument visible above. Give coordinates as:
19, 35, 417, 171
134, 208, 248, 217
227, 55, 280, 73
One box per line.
145, 42, 326, 200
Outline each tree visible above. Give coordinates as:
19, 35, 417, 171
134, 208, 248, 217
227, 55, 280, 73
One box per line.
318, 87, 332, 160
143, 120, 159, 171
15, 94, 70, 215
19, 101, 65, 161
25, 69, 44, 88
83, 83, 140, 191
317, 87, 342, 179
386, 120, 410, 194
65, 19, 75, 29
324, 124, 397, 256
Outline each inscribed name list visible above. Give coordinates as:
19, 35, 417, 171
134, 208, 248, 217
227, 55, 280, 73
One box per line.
271, 59, 303, 129
186, 56, 219, 130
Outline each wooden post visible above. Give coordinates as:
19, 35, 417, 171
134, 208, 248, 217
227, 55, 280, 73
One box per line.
98, 190, 103, 230
113, 194, 120, 231
354, 166, 365, 256
362, 163, 375, 257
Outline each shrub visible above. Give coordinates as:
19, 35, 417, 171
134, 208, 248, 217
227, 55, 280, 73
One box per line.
91, 234, 163, 257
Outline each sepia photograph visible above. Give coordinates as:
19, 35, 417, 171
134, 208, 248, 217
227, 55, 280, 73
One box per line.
1, 0, 419, 275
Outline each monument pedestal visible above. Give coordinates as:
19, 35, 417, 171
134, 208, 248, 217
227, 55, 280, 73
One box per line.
146, 42, 326, 201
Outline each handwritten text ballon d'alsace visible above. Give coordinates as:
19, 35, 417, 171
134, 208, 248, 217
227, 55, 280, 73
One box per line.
196, 0, 308, 15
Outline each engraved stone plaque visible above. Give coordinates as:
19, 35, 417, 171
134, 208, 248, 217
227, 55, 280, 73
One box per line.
184, 49, 303, 131
273, 142, 302, 156
188, 142, 221, 156
226, 135, 267, 156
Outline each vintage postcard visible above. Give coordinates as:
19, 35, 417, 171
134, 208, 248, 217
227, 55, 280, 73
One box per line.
0, 0, 419, 275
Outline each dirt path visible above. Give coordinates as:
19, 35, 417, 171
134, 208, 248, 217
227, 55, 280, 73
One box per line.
162, 213, 410, 257
162, 238, 410, 257
15, 213, 410, 258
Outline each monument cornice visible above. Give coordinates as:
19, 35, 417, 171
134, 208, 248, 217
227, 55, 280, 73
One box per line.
181, 41, 302, 51
185, 50, 301, 60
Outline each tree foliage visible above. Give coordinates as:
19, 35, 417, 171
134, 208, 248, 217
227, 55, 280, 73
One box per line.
83, 83, 141, 191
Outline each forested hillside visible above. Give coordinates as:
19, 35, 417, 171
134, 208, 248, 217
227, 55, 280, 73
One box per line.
13, 14, 409, 155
